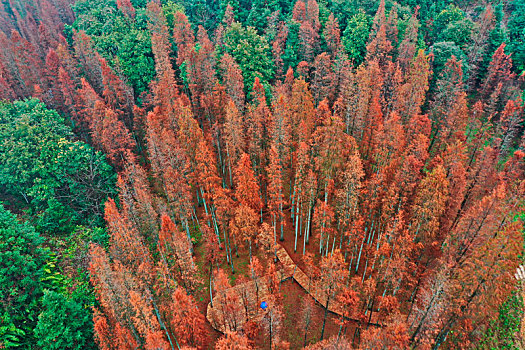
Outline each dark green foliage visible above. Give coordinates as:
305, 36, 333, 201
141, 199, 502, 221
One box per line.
183, 0, 219, 30
508, 0, 525, 73
477, 3, 506, 86
327, 0, 375, 28
0, 205, 46, 348
219, 0, 242, 22
433, 4, 466, 35
283, 20, 301, 71
246, 0, 280, 34
479, 291, 523, 349
0, 99, 116, 234
439, 18, 473, 47
430, 41, 469, 81
317, 1, 332, 27
223, 22, 274, 97
162, 0, 186, 29
72, 0, 156, 96
433, 5, 473, 48
342, 10, 371, 65
34, 290, 96, 350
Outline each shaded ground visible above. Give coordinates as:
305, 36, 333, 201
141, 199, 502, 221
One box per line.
281, 279, 351, 349
245, 279, 351, 349
274, 208, 326, 274
192, 206, 360, 348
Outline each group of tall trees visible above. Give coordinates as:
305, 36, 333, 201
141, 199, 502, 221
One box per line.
0, 0, 524, 348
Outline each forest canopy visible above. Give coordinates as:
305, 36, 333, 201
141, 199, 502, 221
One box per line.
0, 0, 524, 349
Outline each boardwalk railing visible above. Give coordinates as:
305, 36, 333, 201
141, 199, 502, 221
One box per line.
206, 245, 377, 333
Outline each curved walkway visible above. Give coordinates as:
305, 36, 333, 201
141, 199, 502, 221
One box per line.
206, 244, 377, 333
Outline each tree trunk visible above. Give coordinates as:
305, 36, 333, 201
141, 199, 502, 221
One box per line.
321, 293, 331, 340
304, 323, 310, 347
209, 263, 214, 307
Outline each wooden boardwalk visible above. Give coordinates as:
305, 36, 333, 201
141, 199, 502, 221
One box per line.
206, 264, 292, 333
275, 245, 346, 315
206, 244, 376, 333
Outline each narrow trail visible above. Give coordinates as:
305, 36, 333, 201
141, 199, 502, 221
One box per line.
206, 243, 378, 333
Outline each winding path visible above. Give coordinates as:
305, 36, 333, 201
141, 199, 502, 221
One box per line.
206, 244, 378, 333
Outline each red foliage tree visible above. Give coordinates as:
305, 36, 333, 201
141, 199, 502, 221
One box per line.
479, 43, 515, 101
272, 21, 288, 79
211, 268, 244, 332
267, 145, 286, 243
158, 214, 199, 294
73, 31, 103, 93
99, 107, 136, 168
319, 250, 346, 340
202, 222, 222, 305
148, 2, 180, 119
215, 331, 253, 350
311, 53, 335, 104
234, 153, 263, 214
366, 0, 393, 67
322, 13, 341, 58
116, 0, 136, 18
429, 56, 468, 155
172, 11, 195, 66
393, 50, 430, 122
44, 48, 64, 111
100, 57, 134, 126
118, 157, 158, 242
220, 53, 245, 111
397, 9, 419, 71
167, 287, 207, 348
223, 99, 245, 186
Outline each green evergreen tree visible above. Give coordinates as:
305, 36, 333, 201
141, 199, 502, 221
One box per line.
0, 99, 115, 234
223, 22, 274, 98
34, 291, 96, 350
72, 0, 155, 95
342, 10, 371, 65
283, 19, 301, 70
433, 4, 473, 48
0, 205, 46, 348
508, 0, 525, 73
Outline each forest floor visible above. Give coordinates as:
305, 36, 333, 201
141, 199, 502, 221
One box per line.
192, 206, 364, 348
254, 279, 348, 349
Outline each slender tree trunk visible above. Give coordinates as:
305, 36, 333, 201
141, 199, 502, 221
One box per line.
362, 258, 368, 283
294, 200, 300, 252
269, 310, 273, 350
227, 147, 233, 188
222, 223, 230, 263
209, 263, 214, 307
211, 208, 221, 244
273, 214, 278, 261
306, 202, 312, 244
319, 185, 329, 254
303, 223, 307, 255
325, 233, 330, 257
356, 227, 367, 272
291, 182, 296, 221
321, 293, 331, 340
226, 229, 235, 274
366, 297, 375, 327
249, 240, 252, 265
151, 297, 178, 350
216, 132, 225, 184
295, 202, 300, 251
201, 188, 209, 219
304, 322, 310, 347
280, 201, 284, 240
183, 218, 193, 255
